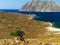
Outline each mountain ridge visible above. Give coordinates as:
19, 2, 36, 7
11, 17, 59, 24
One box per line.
21, 0, 60, 12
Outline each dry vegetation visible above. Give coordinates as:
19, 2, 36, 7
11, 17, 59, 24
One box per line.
0, 12, 60, 45
0, 12, 49, 38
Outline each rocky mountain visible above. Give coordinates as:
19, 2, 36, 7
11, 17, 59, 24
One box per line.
21, 0, 60, 12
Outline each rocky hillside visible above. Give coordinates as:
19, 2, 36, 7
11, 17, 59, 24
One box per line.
0, 12, 60, 45
21, 0, 60, 12
0, 12, 50, 38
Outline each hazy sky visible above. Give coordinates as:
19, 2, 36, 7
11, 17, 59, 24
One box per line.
0, 0, 19, 9
0, 0, 60, 9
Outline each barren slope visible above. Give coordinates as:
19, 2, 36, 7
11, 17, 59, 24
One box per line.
0, 12, 49, 38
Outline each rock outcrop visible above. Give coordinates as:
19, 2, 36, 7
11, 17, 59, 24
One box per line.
21, 0, 60, 12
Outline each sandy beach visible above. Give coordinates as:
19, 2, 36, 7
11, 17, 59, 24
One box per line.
46, 22, 60, 31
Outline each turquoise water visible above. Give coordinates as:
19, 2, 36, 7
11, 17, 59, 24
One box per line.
52, 22, 60, 28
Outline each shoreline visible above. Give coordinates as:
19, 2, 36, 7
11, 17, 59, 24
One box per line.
28, 14, 36, 20
28, 14, 60, 31
46, 22, 60, 31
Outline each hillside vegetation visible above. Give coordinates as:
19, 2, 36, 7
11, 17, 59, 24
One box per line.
0, 12, 49, 38
0, 12, 60, 45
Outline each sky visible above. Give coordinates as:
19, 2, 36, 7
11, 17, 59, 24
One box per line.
0, 0, 32, 9
0, 0, 19, 9
0, 0, 60, 9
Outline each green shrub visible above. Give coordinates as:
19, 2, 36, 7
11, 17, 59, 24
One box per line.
10, 29, 25, 41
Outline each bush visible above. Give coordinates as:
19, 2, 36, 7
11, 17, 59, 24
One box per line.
10, 29, 25, 41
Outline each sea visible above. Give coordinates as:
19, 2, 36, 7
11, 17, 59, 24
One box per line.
0, 9, 60, 28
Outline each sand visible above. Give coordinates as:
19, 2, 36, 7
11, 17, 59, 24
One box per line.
46, 22, 60, 31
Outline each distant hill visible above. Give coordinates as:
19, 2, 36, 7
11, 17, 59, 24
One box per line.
21, 0, 60, 12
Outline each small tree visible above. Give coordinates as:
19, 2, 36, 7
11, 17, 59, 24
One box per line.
10, 29, 25, 41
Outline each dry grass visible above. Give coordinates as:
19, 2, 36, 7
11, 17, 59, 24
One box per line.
0, 38, 60, 45
0, 12, 49, 38
0, 12, 60, 45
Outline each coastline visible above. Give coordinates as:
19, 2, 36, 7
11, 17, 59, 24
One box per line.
28, 14, 36, 20
46, 22, 60, 31
28, 14, 60, 31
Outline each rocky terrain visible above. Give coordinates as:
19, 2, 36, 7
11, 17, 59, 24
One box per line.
21, 0, 60, 12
